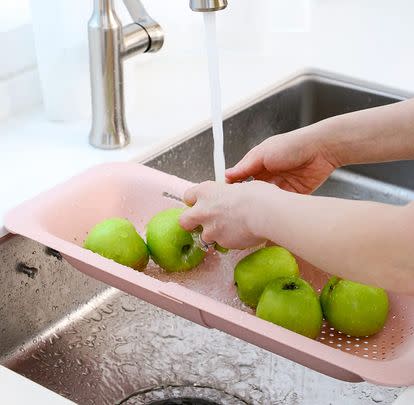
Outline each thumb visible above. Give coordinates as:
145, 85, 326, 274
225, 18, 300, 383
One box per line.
226, 148, 265, 183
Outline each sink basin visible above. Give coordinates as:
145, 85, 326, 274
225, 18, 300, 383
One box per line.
0, 71, 411, 404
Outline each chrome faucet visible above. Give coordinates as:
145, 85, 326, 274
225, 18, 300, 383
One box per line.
88, 0, 227, 149
88, 0, 163, 149
190, 0, 228, 12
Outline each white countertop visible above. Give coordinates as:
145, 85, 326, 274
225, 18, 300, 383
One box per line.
2, 0, 414, 402
0, 367, 74, 404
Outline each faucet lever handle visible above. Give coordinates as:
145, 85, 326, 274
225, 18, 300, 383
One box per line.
123, 0, 153, 27
122, 0, 164, 52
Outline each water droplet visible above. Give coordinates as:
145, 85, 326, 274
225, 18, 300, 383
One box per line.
81, 367, 91, 376
121, 304, 136, 312
101, 305, 113, 315
90, 311, 103, 322
372, 393, 385, 403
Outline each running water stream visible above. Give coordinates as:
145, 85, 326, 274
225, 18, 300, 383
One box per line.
203, 12, 226, 183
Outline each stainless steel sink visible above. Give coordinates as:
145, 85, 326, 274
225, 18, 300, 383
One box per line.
0, 71, 410, 405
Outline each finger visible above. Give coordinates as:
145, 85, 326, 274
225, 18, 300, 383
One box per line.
277, 178, 300, 193
183, 185, 200, 206
201, 227, 215, 245
183, 181, 217, 206
225, 148, 265, 183
179, 207, 205, 231
253, 171, 277, 183
256, 173, 295, 192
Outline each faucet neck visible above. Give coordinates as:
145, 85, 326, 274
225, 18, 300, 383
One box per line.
93, 0, 115, 14
91, 0, 121, 27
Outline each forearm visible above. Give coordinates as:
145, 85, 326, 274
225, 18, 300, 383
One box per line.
311, 98, 414, 166
253, 188, 414, 294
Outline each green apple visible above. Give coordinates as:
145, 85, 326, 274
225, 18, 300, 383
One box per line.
257, 276, 323, 339
234, 246, 299, 307
84, 218, 149, 270
146, 208, 206, 272
320, 276, 389, 337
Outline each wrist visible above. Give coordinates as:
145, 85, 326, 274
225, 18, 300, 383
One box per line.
245, 182, 286, 242
310, 116, 350, 168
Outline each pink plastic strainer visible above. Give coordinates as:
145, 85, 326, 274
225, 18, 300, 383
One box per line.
4, 162, 414, 386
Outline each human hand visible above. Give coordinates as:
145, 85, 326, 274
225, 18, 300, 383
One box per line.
179, 181, 277, 250
226, 127, 339, 194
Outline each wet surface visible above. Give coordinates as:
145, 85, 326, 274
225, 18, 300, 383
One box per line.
0, 237, 403, 405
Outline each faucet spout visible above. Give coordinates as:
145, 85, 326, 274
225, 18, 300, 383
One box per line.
189, 0, 228, 12
88, 0, 164, 149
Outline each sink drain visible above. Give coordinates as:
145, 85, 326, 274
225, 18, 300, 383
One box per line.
119, 386, 247, 405
148, 399, 219, 405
